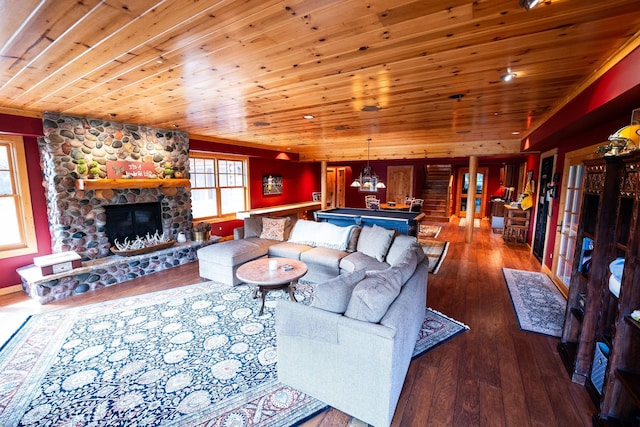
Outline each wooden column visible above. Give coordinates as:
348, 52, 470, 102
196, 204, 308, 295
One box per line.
465, 156, 478, 243
321, 161, 327, 210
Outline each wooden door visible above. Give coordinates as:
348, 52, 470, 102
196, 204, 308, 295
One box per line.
326, 168, 336, 208
326, 167, 346, 208
386, 165, 414, 203
456, 167, 488, 218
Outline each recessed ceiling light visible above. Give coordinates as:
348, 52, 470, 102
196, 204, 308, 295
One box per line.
501, 72, 517, 82
303, 114, 315, 119
519, 0, 542, 10
361, 105, 381, 112
448, 94, 464, 100
512, 131, 520, 135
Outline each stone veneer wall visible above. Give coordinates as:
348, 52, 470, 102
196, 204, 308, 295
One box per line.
39, 112, 192, 260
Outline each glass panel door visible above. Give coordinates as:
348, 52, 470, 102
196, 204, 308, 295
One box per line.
554, 164, 585, 289
457, 167, 488, 218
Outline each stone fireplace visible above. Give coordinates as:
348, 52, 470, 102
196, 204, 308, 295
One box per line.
18, 112, 212, 304
39, 112, 192, 260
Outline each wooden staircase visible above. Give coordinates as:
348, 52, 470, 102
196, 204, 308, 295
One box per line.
420, 164, 451, 222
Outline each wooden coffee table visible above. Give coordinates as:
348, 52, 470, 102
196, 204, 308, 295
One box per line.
235, 257, 308, 315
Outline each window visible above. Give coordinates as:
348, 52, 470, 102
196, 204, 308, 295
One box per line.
189, 153, 248, 220
0, 135, 37, 259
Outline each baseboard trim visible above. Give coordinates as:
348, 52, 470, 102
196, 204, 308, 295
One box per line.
0, 284, 22, 296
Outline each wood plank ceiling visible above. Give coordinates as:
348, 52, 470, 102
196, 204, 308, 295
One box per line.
1, 0, 639, 161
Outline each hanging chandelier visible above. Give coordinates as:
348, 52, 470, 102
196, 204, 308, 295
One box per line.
350, 138, 386, 189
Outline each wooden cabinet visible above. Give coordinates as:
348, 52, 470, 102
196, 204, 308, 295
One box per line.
558, 152, 640, 425
503, 205, 530, 242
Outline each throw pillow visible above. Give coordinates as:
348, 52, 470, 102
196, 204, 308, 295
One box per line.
344, 268, 403, 323
259, 217, 288, 241
314, 223, 356, 250
386, 234, 418, 266
346, 226, 361, 252
282, 214, 298, 240
356, 224, 395, 262
288, 219, 318, 246
311, 269, 367, 313
388, 247, 418, 285
244, 215, 264, 238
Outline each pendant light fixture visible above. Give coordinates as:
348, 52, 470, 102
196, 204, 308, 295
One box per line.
350, 138, 386, 189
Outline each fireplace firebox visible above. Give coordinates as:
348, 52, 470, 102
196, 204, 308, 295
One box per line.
105, 202, 163, 250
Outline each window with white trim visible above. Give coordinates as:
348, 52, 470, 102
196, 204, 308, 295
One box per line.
0, 135, 37, 259
189, 153, 248, 220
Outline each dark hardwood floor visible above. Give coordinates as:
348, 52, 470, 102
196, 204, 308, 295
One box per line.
0, 218, 596, 426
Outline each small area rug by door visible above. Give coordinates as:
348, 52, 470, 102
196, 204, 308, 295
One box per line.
502, 268, 566, 337
420, 239, 450, 274
0, 281, 467, 426
418, 224, 441, 239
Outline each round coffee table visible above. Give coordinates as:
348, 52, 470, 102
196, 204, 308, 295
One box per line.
235, 257, 308, 315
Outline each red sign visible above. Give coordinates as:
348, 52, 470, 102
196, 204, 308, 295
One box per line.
107, 161, 157, 179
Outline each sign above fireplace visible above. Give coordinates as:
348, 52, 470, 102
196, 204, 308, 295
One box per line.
107, 160, 156, 179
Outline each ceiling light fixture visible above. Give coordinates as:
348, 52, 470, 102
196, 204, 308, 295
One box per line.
303, 114, 315, 119
519, 0, 542, 10
501, 72, 517, 82
361, 105, 381, 112
350, 138, 386, 189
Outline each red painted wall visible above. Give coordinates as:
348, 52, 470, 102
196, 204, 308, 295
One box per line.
0, 114, 53, 289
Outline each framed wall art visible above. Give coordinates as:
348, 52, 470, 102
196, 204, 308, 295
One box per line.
263, 175, 283, 195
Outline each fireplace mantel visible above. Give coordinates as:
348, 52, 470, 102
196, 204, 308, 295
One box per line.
75, 178, 191, 191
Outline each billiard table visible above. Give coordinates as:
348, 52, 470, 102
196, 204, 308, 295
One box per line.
314, 207, 425, 236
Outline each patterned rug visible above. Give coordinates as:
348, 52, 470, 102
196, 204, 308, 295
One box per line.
0, 282, 468, 426
502, 268, 566, 337
420, 240, 450, 274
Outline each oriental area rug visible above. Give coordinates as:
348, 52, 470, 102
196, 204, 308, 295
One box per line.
502, 268, 566, 337
0, 281, 468, 426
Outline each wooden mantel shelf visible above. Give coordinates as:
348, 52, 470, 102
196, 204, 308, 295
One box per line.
75, 178, 191, 191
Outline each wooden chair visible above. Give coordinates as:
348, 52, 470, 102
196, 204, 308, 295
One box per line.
410, 198, 423, 212
404, 196, 414, 205
366, 198, 381, 210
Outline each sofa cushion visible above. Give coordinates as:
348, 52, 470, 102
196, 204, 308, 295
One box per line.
197, 237, 274, 266
268, 241, 312, 259
300, 246, 349, 270
344, 268, 403, 323
386, 234, 418, 266
311, 269, 367, 314
260, 217, 288, 241
315, 223, 356, 250
288, 219, 318, 246
244, 215, 264, 238
340, 251, 389, 274
346, 226, 361, 252
282, 214, 298, 240
388, 246, 418, 285
356, 224, 395, 262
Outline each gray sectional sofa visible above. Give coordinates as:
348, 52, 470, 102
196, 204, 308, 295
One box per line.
197, 214, 423, 284
197, 213, 429, 426
276, 241, 428, 427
